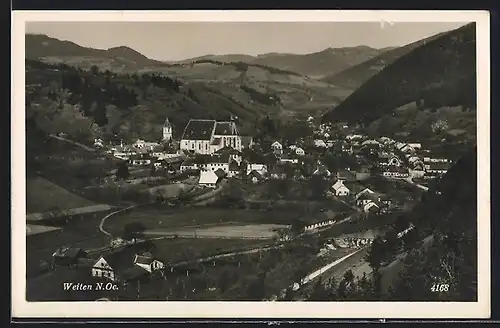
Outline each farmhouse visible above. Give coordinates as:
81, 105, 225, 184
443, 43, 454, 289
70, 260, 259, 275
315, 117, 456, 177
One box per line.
180, 119, 242, 155
129, 153, 153, 166
271, 141, 283, 155
363, 201, 380, 213
246, 163, 268, 176
332, 180, 350, 197
247, 170, 264, 184
425, 162, 450, 176
295, 147, 305, 156
91, 250, 164, 283
134, 139, 160, 151
52, 247, 87, 269
198, 169, 226, 188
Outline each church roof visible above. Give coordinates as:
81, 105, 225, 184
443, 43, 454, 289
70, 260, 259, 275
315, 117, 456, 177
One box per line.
163, 117, 172, 128
181, 119, 216, 141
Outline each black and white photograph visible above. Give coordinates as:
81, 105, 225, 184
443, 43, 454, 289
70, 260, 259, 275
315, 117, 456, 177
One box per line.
12, 10, 490, 319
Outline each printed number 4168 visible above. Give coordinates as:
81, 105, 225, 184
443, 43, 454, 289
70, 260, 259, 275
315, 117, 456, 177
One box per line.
431, 283, 449, 292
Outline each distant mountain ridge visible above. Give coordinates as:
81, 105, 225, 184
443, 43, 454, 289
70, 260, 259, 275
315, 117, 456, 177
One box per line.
322, 23, 476, 125
169, 46, 392, 78
25, 34, 165, 68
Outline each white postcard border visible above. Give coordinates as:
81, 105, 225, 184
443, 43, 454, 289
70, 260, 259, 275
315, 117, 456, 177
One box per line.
12, 10, 491, 319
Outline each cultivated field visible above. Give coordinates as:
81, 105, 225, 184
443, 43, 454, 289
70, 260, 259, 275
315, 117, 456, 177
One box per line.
144, 223, 289, 239
103, 206, 300, 236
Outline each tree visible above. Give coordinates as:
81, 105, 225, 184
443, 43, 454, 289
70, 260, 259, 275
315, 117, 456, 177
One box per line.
123, 221, 146, 241
343, 269, 355, 284
366, 235, 385, 272
116, 162, 130, 180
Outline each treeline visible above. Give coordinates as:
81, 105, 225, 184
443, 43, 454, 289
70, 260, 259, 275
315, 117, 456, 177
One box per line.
240, 85, 280, 106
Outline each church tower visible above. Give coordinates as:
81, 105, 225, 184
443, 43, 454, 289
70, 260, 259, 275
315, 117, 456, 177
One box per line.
162, 117, 173, 142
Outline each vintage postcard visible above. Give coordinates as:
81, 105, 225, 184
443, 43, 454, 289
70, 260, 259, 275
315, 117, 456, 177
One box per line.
12, 10, 490, 319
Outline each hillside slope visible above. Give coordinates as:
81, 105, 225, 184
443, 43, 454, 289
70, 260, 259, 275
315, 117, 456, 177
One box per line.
321, 30, 450, 89
321, 23, 476, 129
389, 146, 477, 301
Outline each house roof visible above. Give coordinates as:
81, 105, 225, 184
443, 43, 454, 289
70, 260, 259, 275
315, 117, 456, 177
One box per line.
248, 170, 263, 179
332, 180, 348, 191
313, 164, 331, 176
181, 119, 216, 141
215, 146, 242, 156
199, 170, 219, 184
337, 170, 356, 181
214, 168, 226, 178
214, 122, 238, 136
134, 254, 154, 266
271, 141, 282, 148
344, 182, 366, 194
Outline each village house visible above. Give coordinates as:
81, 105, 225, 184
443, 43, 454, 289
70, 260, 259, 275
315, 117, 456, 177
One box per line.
180, 158, 199, 172
341, 142, 353, 154
271, 141, 283, 155
93, 138, 104, 148
247, 170, 265, 184
382, 166, 410, 178
345, 134, 364, 141
336, 170, 357, 182
134, 139, 160, 151
180, 119, 242, 155
52, 247, 88, 269
425, 162, 450, 176
295, 147, 305, 156
198, 169, 226, 188
313, 164, 332, 177
407, 142, 422, 149
214, 146, 242, 164
246, 163, 268, 176
91, 249, 164, 283
129, 153, 153, 166
332, 180, 350, 197
314, 139, 327, 148
363, 201, 380, 213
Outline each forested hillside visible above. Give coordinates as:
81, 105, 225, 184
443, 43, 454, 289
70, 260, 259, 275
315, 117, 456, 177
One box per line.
25, 59, 288, 146
322, 23, 476, 141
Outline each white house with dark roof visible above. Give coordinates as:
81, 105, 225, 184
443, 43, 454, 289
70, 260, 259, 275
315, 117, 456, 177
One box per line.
271, 141, 283, 155
332, 180, 350, 196
180, 119, 242, 155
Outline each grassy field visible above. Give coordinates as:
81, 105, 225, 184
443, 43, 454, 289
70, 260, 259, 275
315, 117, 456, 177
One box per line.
151, 238, 272, 264
103, 206, 301, 236
26, 177, 96, 213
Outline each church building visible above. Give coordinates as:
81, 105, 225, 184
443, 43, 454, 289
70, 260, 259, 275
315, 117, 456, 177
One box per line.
180, 119, 242, 155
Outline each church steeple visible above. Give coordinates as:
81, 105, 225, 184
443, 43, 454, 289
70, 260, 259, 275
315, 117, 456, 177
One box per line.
162, 117, 173, 142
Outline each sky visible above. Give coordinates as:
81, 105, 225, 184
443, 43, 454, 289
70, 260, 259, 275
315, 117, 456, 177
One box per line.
25, 21, 468, 61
